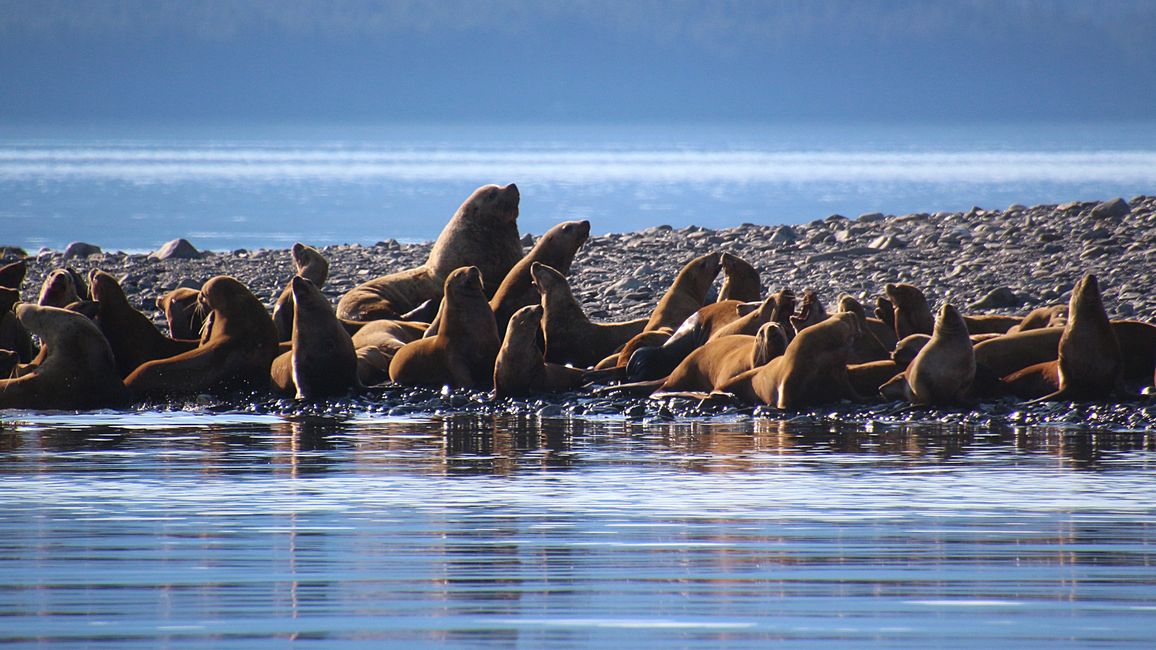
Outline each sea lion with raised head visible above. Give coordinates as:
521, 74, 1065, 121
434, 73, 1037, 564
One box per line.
0, 304, 127, 409
389, 266, 500, 389
37, 269, 81, 308
789, 290, 828, 333
643, 252, 723, 332
89, 270, 198, 378
337, 184, 523, 321
1028, 274, 1121, 402
837, 295, 891, 363
270, 276, 358, 399
494, 304, 587, 398
156, 286, 206, 340
272, 243, 330, 342
126, 276, 279, 399
884, 283, 934, 338
903, 303, 975, 406
717, 253, 762, 302
533, 262, 648, 368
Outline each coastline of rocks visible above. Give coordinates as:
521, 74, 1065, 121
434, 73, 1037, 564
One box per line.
6, 195, 1155, 329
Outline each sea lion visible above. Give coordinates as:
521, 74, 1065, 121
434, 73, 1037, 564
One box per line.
884, 283, 934, 338
717, 253, 762, 302
1108, 320, 1156, 382
337, 184, 522, 321
533, 262, 648, 368
89, 270, 198, 378
351, 319, 428, 348
874, 296, 896, 332
37, 269, 81, 308
961, 314, 1022, 335
494, 305, 587, 398
0, 348, 16, 378
0, 304, 127, 409
903, 303, 975, 406
973, 328, 1062, 379
597, 328, 672, 371
389, 266, 500, 389
1032, 274, 1121, 402
718, 311, 862, 409
0, 260, 26, 289
837, 295, 891, 363
270, 276, 358, 399
125, 276, 279, 399
0, 286, 34, 363
892, 334, 931, 366
789, 290, 828, 333
156, 286, 206, 340
654, 322, 789, 395
272, 242, 330, 342
1012, 305, 1067, 332
355, 344, 399, 387
643, 252, 723, 332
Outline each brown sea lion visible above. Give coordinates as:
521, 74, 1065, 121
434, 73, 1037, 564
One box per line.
1031, 274, 1120, 402
848, 360, 905, 398
598, 329, 672, 371
0, 286, 34, 363
892, 334, 931, 366
351, 319, 428, 348
355, 344, 399, 387
89, 270, 198, 378
654, 322, 789, 395
904, 304, 975, 406
874, 296, 896, 332
0, 260, 26, 289
272, 243, 330, 342
37, 269, 81, 308
837, 295, 891, 363
973, 328, 1062, 379
0, 304, 127, 409
884, 283, 934, 338
1012, 305, 1067, 332
125, 276, 279, 399
337, 184, 522, 321
494, 305, 586, 398
717, 253, 762, 302
389, 266, 499, 389
156, 286, 206, 340
643, 252, 723, 332
270, 276, 358, 399
0, 348, 16, 378
719, 311, 862, 409
961, 314, 1022, 335
789, 290, 828, 333
533, 262, 648, 368
1109, 320, 1156, 382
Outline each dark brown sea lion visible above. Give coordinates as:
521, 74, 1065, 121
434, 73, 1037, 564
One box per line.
389, 266, 500, 389
719, 311, 862, 409
37, 269, 81, 308
270, 276, 358, 399
1031, 274, 1120, 402
89, 270, 198, 378
156, 286, 206, 340
643, 252, 723, 332
0, 304, 127, 409
904, 303, 975, 406
884, 283, 934, 338
0, 348, 16, 378
1109, 320, 1156, 382
125, 276, 279, 398
494, 305, 586, 398
0, 286, 34, 363
337, 184, 522, 321
847, 360, 905, 398
272, 243, 330, 342
0, 260, 26, 289
533, 262, 648, 368
717, 253, 762, 302
598, 328, 672, 371
654, 322, 789, 394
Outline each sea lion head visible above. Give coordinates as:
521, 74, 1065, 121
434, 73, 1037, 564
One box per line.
934, 303, 968, 336
884, 282, 933, 336
88, 269, 128, 306
290, 275, 335, 319
506, 304, 544, 344
38, 269, 79, 308
445, 265, 485, 298
837, 295, 867, 319
200, 276, 270, 334
155, 286, 205, 340
1069, 273, 1105, 318
790, 290, 828, 332
291, 242, 329, 286
891, 334, 931, 366
0, 260, 27, 290
753, 322, 789, 367
771, 288, 796, 328
544, 219, 590, 249
461, 183, 520, 224
529, 262, 565, 295
0, 286, 19, 315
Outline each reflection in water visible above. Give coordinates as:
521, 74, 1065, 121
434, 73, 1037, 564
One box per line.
0, 412, 1154, 647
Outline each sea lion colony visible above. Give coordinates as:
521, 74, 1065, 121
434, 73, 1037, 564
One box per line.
1, 184, 1153, 412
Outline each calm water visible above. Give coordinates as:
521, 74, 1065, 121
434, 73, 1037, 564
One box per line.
3, 121, 1156, 252
1, 410, 1154, 648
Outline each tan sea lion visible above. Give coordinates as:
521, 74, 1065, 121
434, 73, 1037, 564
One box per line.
156, 286, 206, 340
337, 184, 522, 321
533, 262, 648, 368
389, 266, 500, 389
903, 303, 975, 406
643, 252, 723, 332
494, 305, 586, 398
89, 270, 198, 378
884, 283, 934, 338
717, 253, 762, 302
125, 276, 279, 398
37, 269, 81, 308
719, 311, 862, 409
355, 344, 399, 387
0, 304, 127, 409
597, 329, 672, 370
270, 276, 358, 399
837, 295, 891, 363
1031, 274, 1120, 402
0, 260, 26, 289
654, 322, 789, 395
272, 243, 330, 342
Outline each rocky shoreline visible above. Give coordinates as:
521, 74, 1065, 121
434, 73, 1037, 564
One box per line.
8, 195, 1155, 327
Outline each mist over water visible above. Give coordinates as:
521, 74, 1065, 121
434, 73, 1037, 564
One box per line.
3, 122, 1155, 252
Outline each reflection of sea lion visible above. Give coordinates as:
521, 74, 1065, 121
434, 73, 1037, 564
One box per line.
655, 322, 788, 394
272, 243, 330, 342
89, 270, 198, 378
533, 262, 648, 368
904, 304, 975, 405
126, 276, 279, 398
0, 260, 27, 289
156, 287, 206, 340
1031, 274, 1120, 402
337, 184, 522, 321
718, 253, 762, 302
494, 305, 586, 398
37, 269, 81, 308
720, 312, 861, 409
0, 286, 34, 363
389, 266, 499, 389
884, 283, 934, 338
0, 304, 127, 409
270, 276, 358, 399
643, 252, 723, 332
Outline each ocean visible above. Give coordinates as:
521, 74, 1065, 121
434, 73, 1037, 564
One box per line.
3, 121, 1155, 252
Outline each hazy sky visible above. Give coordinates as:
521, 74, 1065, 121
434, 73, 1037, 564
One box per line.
2, 0, 1154, 124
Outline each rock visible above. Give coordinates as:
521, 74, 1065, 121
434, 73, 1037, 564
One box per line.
520, 233, 535, 247
63, 241, 102, 260
805, 247, 878, 264
151, 238, 202, 260
769, 226, 798, 244
857, 212, 885, 223
1081, 228, 1110, 241
1090, 197, 1130, 220
969, 287, 1020, 310
868, 235, 906, 250
1006, 204, 1027, 213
